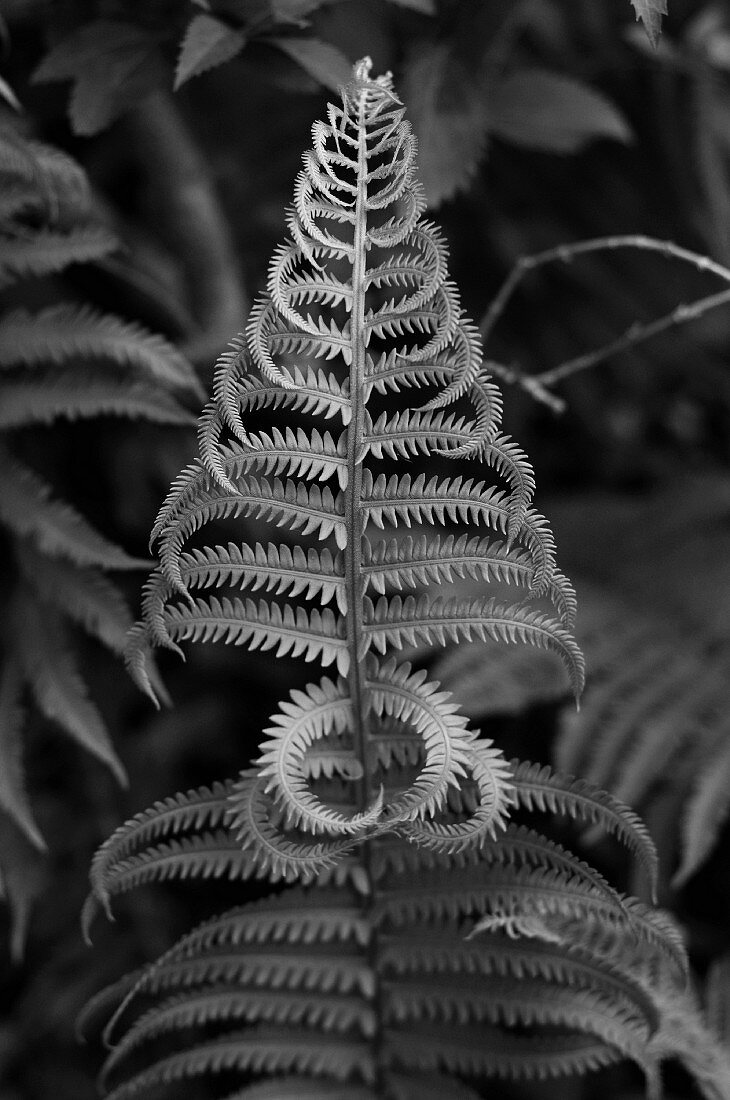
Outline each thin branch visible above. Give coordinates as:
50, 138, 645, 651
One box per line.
480, 235, 730, 410
536, 287, 730, 388
485, 359, 567, 414
480, 234, 730, 345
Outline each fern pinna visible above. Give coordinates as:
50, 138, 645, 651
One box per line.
0, 116, 201, 953
85, 59, 727, 1100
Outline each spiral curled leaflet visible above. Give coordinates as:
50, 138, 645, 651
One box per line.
126, 57, 585, 880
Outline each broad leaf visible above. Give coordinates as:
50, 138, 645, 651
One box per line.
402, 41, 490, 207
33, 21, 165, 136
175, 14, 247, 91
267, 36, 352, 92
630, 0, 668, 49
489, 69, 631, 154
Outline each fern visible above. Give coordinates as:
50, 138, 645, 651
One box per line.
84, 58, 728, 1100
0, 118, 200, 941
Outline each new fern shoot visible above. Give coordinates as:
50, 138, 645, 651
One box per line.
126, 56, 583, 872
84, 59, 728, 1100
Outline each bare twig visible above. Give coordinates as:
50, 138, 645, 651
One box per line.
485, 360, 567, 414
537, 288, 730, 387
480, 235, 730, 409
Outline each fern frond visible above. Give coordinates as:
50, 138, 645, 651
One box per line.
0, 449, 148, 569
0, 658, 45, 849
509, 760, 659, 899
673, 729, 730, 887
362, 474, 557, 587
0, 304, 203, 398
18, 548, 133, 655
87, 782, 233, 922
12, 590, 125, 783
228, 772, 358, 881
83, 59, 710, 1100
386, 1026, 625, 1081
162, 597, 348, 673
0, 225, 117, 284
0, 132, 91, 219
364, 595, 584, 698
101, 988, 376, 1084
0, 370, 195, 428
364, 534, 576, 627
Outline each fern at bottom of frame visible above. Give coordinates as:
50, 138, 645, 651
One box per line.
83, 826, 703, 1100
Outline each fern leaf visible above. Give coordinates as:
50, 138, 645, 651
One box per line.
158, 477, 346, 593
228, 772, 358, 881
0, 371, 195, 427
87, 831, 259, 904
105, 1032, 374, 1100
0, 449, 148, 569
0, 131, 92, 219
12, 590, 126, 784
0, 304, 204, 398
673, 731, 730, 888
87, 782, 233, 923
365, 595, 584, 698
380, 928, 661, 1032
387, 978, 653, 1062
163, 596, 348, 673
386, 1025, 624, 1081
0, 658, 45, 849
215, 1081, 379, 1099
19, 548, 133, 655
100, 992, 375, 1092
509, 760, 659, 900
252, 677, 382, 835
0, 226, 117, 285
362, 474, 557, 587
364, 534, 576, 627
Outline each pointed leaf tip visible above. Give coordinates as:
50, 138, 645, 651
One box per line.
175, 14, 246, 91
630, 0, 668, 49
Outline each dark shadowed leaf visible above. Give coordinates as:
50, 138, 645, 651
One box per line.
630, 0, 668, 49
0, 659, 44, 851
489, 69, 631, 154
270, 0, 342, 23
0, 812, 46, 961
267, 36, 352, 91
402, 41, 490, 207
33, 21, 165, 136
384, 0, 436, 12
175, 14, 247, 90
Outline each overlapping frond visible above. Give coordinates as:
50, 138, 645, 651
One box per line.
85, 832, 705, 1100
0, 118, 201, 942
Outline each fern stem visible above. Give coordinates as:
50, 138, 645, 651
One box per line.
344, 93, 371, 809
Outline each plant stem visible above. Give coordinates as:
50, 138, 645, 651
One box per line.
480, 235, 730, 409
345, 99, 369, 804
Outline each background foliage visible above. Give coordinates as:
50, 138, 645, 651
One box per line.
2, 1, 730, 1097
